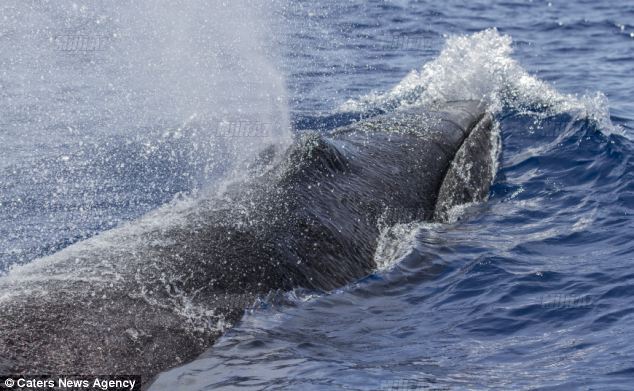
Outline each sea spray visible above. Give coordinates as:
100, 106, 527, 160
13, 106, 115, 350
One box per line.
1, 0, 292, 188
340, 28, 622, 137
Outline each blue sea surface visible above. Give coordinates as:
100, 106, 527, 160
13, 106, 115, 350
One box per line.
2, 0, 634, 390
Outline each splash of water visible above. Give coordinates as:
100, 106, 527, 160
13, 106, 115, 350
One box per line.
1, 0, 292, 184
116, 0, 292, 143
0, 0, 292, 272
340, 28, 623, 136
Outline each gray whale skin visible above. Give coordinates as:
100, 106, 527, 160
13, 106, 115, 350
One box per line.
0, 100, 498, 387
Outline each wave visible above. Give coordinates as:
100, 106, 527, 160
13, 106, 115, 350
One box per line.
339, 28, 625, 138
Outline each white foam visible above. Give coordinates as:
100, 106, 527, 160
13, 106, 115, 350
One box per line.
340, 28, 624, 137
373, 221, 421, 271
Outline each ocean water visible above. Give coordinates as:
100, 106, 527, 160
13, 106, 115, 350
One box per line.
2, 0, 634, 390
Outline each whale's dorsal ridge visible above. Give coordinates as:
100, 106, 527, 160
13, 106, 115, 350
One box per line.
283, 131, 350, 176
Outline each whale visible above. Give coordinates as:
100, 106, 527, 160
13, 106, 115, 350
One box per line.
0, 100, 498, 386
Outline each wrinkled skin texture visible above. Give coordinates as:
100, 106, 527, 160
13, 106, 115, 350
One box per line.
0, 101, 495, 387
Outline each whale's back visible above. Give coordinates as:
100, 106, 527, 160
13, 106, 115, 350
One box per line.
0, 101, 498, 384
